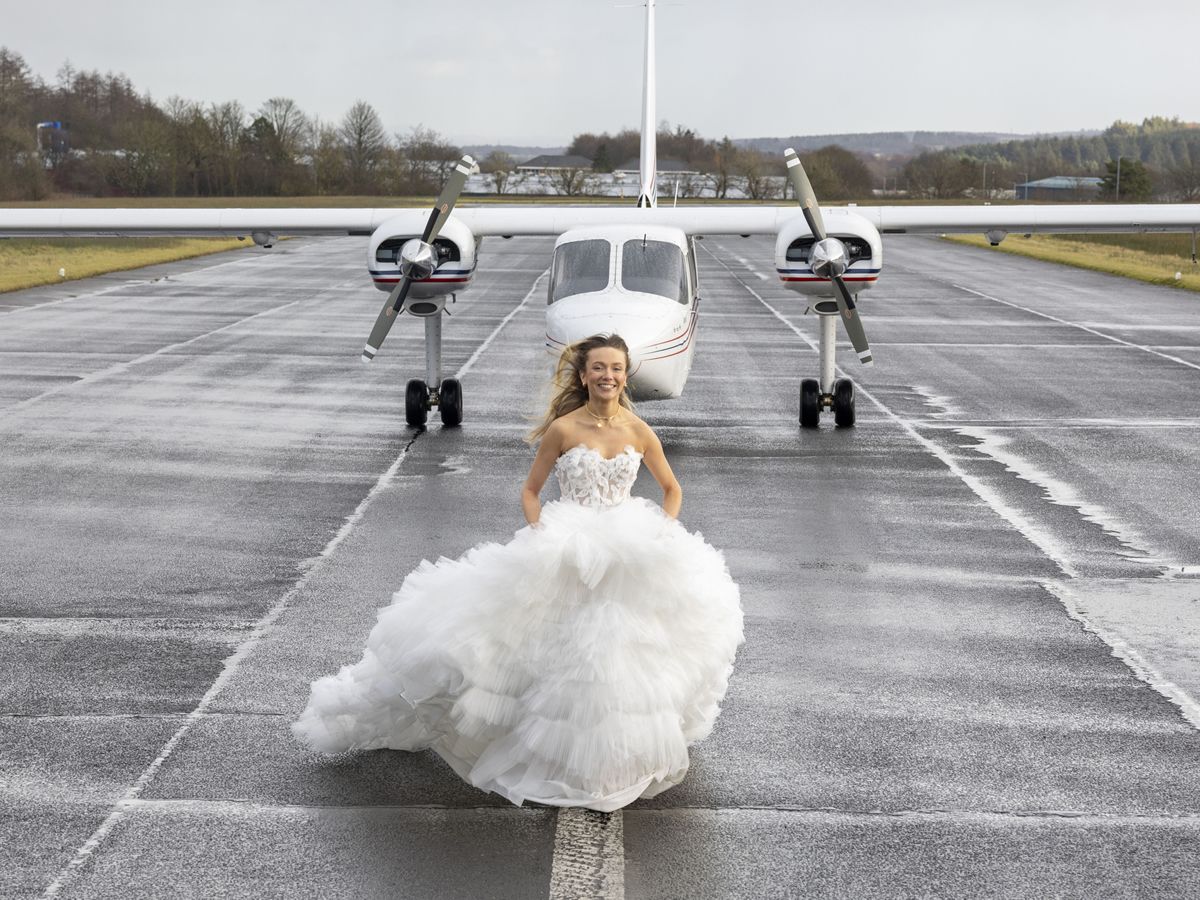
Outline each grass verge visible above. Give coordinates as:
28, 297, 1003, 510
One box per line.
0, 237, 251, 294
945, 233, 1200, 293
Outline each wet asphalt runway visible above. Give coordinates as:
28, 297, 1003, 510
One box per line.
2, 233, 1199, 898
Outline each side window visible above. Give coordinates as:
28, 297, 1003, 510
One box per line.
550, 240, 611, 303
686, 238, 699, 300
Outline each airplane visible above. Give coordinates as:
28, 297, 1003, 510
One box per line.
3, 0, 1199, 430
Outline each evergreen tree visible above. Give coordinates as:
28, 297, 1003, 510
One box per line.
1099, 157, 1153, 201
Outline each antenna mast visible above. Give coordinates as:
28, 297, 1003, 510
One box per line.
637, 0, 658, 208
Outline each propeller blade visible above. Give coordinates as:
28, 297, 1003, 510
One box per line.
360, 155, 476, 362
784, 148, 826, 241
422, 154, 477, 243
361, 278, 412, 362
830, 276, 873, 366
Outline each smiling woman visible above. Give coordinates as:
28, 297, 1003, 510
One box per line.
0, 237, 250, 293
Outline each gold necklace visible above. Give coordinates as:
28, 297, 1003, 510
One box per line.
584, 403, 621, 428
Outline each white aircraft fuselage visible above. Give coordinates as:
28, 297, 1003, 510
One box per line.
544, 225, 698, 400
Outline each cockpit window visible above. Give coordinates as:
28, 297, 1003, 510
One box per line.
550, 240, 611, 302
621, 239, 687, 303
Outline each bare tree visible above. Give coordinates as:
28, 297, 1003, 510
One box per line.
339, 100, 388, 193
549, 166, 592, 197
206, 101, 245, 194
482, 150, 521, 194
0, 48, 34, 122
396, 125, 461, 193
708, 136, 738, 200
254, 97, 312, 194
0, 121, 49, 200
311, 118, 347, 195
1166, 159, 1200, 202
738, 148, 781, 201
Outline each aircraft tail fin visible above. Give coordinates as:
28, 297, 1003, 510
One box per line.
636, 0, 657, 208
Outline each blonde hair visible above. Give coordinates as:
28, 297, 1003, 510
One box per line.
527, 334, 635, 443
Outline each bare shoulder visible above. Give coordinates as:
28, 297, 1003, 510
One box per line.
629, 415, 662, 452
546, 413, 584, 451
541, 416, 571, 452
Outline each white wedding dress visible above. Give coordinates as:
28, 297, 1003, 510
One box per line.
292, 443, 744, 811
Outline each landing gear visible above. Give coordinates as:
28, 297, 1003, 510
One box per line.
800, 379, 821, 428
406, 379, 429, 427
799, 313, 857, 429
403, 310, 465, 428
832, 378, 855, 428
439, 377, 462, 426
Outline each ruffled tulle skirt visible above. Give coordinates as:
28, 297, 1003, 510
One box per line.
292, 496, 743, 812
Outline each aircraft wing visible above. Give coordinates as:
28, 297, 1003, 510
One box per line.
2, 203, 1198, 240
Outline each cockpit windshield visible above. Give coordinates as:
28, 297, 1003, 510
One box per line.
621, 239, 687, 303
550, 240, 611, 302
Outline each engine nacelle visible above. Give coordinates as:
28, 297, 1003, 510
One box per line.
368, 216, 479, 299
775, 210, 882, 313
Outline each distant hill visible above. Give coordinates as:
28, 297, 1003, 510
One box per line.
736, 131, 1099, 159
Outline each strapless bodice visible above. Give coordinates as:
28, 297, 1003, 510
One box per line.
554, 444, 642, 508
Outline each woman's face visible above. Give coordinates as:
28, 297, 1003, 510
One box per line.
580, 346, 628, 403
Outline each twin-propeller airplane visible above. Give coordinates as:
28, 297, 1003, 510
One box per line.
3, 0, 1199, 429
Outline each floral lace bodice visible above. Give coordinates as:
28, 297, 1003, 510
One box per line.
555, 444, 642, 508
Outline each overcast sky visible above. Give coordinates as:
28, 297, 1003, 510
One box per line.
4, 0, 1198, 146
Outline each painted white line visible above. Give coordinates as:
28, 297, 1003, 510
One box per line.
40, 436, 417, 898
700, 244, 1078, 578
1043, 582, 1200, 730
3, 279, 146, 315
40, 265, 557, 897
548, 808, 625, 900
456, 268, 549, 379
953, 284, 1200, 373
958, 426, 1173, 569
703, 243, 1200, 731
2, 296, 306, 421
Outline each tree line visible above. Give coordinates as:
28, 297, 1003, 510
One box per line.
0, 47, 462, 200
565, 126, 873, 200
3, 46, 1197, 203
899, 118, 1200, 201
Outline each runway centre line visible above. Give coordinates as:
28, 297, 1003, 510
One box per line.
548, 809, 625, 900
459, 264, 630, 900
37, 264, 551, 899
700, 243, 1200, 732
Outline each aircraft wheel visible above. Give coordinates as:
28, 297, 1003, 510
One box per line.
405, 379, 429, 427
439, 378, 463, 427
799, 378, 821, 429
833, 378, 855, 428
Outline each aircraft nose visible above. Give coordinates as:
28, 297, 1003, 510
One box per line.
546, 309, 678, 369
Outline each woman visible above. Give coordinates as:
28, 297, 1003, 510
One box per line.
293, 334, 743, 811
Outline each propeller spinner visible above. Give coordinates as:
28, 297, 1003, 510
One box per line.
362, 154, 478, 362
783, 148, 873, 366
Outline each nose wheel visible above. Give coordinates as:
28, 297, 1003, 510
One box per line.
405, 377, 463, 427
799, 377, 855, 428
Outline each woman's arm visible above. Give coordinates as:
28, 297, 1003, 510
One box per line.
522, 421, 565, 526
639, 422, 682, 519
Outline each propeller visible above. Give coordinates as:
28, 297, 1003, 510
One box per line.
784, 148, 873, 366
361, 154, 478, 362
